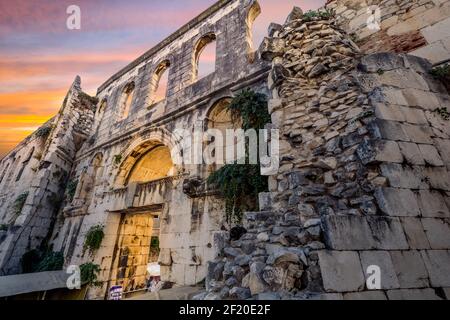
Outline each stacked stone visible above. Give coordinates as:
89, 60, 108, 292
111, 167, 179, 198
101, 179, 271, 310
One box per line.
201, 7, 368, 300
202, 6, 450, 300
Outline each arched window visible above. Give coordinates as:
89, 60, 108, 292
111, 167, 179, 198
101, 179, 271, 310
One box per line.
193, 34, 216, 81
93, 98, 107, 130
91, 153, 104, 187
205, 98, 242, 170
97, 99, 107, 119
149, 60, 170, 105
120, 82, 135, 120
246, 1, 261, 62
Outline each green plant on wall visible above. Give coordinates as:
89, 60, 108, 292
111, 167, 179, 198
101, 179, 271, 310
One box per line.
430, 64, 450, 79
302, 9, 335, 21
21, 249, 64, 273
66, 180, 78, 202
150, 236, 160, 257
434, 107, 450, 121
35, 126, 52, 139
0, 224, 8, 231
13, 192, 29, 216
83, 224, 105, 255
80, 262, 102, 287
113, 154, 122, 166
207, 90, 269, 224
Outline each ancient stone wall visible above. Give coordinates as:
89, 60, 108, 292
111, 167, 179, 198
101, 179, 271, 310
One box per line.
202, 7, 450, 300
325, 0, 450, 63
1, 0, 450, 300
45, 0, 271, 299
0, 77, 96, 275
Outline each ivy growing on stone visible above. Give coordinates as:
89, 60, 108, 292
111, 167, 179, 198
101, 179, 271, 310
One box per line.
83, 224, 105, 255
13, 192, 29, 215
207, 90, 269, 224
113, 154, 122, 165
0, 224, 8, 231
80, 262, 102, 287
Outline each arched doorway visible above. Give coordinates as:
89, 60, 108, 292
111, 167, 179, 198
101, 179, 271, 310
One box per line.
109, 144, 174, 297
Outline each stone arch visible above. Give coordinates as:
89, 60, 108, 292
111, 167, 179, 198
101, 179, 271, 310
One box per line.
114, 129, 181, 187
204, 97, 241, 170
127, 145, 174, 185
119, 82, 135, 120
94, 98, 107, 127
73, 152, 104, 205
192, 33, 217, 81
91, 152, 104, 187
246, 0, 261, 63
149, 59, 171, 106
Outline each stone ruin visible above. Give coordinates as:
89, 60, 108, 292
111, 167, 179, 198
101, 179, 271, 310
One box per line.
0, 0, 450, 300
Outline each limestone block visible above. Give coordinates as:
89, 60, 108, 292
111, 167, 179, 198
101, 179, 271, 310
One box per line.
360, 251, 400, 289
359, 53, 406, 72
387, 288, 442, 300
343, 291, 387, 300
421, 218, 450, 249
418, 144, 444, 167
378, 69, 429, 91
390, 250, 430, 288
380, 88, 409, 106
434, 138, 450, 166
388, 4, 450, 36
418, 190, 450, 218
375, 187, 420, 217
376, 140, 404, 163
420, 250, 450, 287
401, 88, 441, 110
402, 124, 433, 144
421, 16, 450, 44
400, 217, 430, 249
401, 106, 428, 125
374, 104, 406, 122
322, 215, 375, 250
318, 250, 365, 293
398, 142, 425, 165
366, 216, 409, 250
380, 163, 427, 189
371, 119, 409, 142
423, 167, 450, 191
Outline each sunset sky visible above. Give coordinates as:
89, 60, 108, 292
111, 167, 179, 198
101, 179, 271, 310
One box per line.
0, 0, 325, 158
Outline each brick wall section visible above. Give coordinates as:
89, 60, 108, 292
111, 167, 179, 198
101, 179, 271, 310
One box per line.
201, 8, 450, 300
325, 0, 450, 63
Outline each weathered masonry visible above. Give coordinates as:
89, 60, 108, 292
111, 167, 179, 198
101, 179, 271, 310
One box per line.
1, 0, 450, 300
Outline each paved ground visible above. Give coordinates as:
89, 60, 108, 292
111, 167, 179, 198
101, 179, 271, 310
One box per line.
126, 286, 204, 300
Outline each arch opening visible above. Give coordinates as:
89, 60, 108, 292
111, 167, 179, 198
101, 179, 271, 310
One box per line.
193, 34, 216, 82
150, 60, 170, 105
126, 145, 175, 185
246, 1, 262, 62
120, 82, 135, 120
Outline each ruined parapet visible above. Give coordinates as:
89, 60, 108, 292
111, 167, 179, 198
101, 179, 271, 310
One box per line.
202, 7, 450, 300
0, 77, 97, 275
